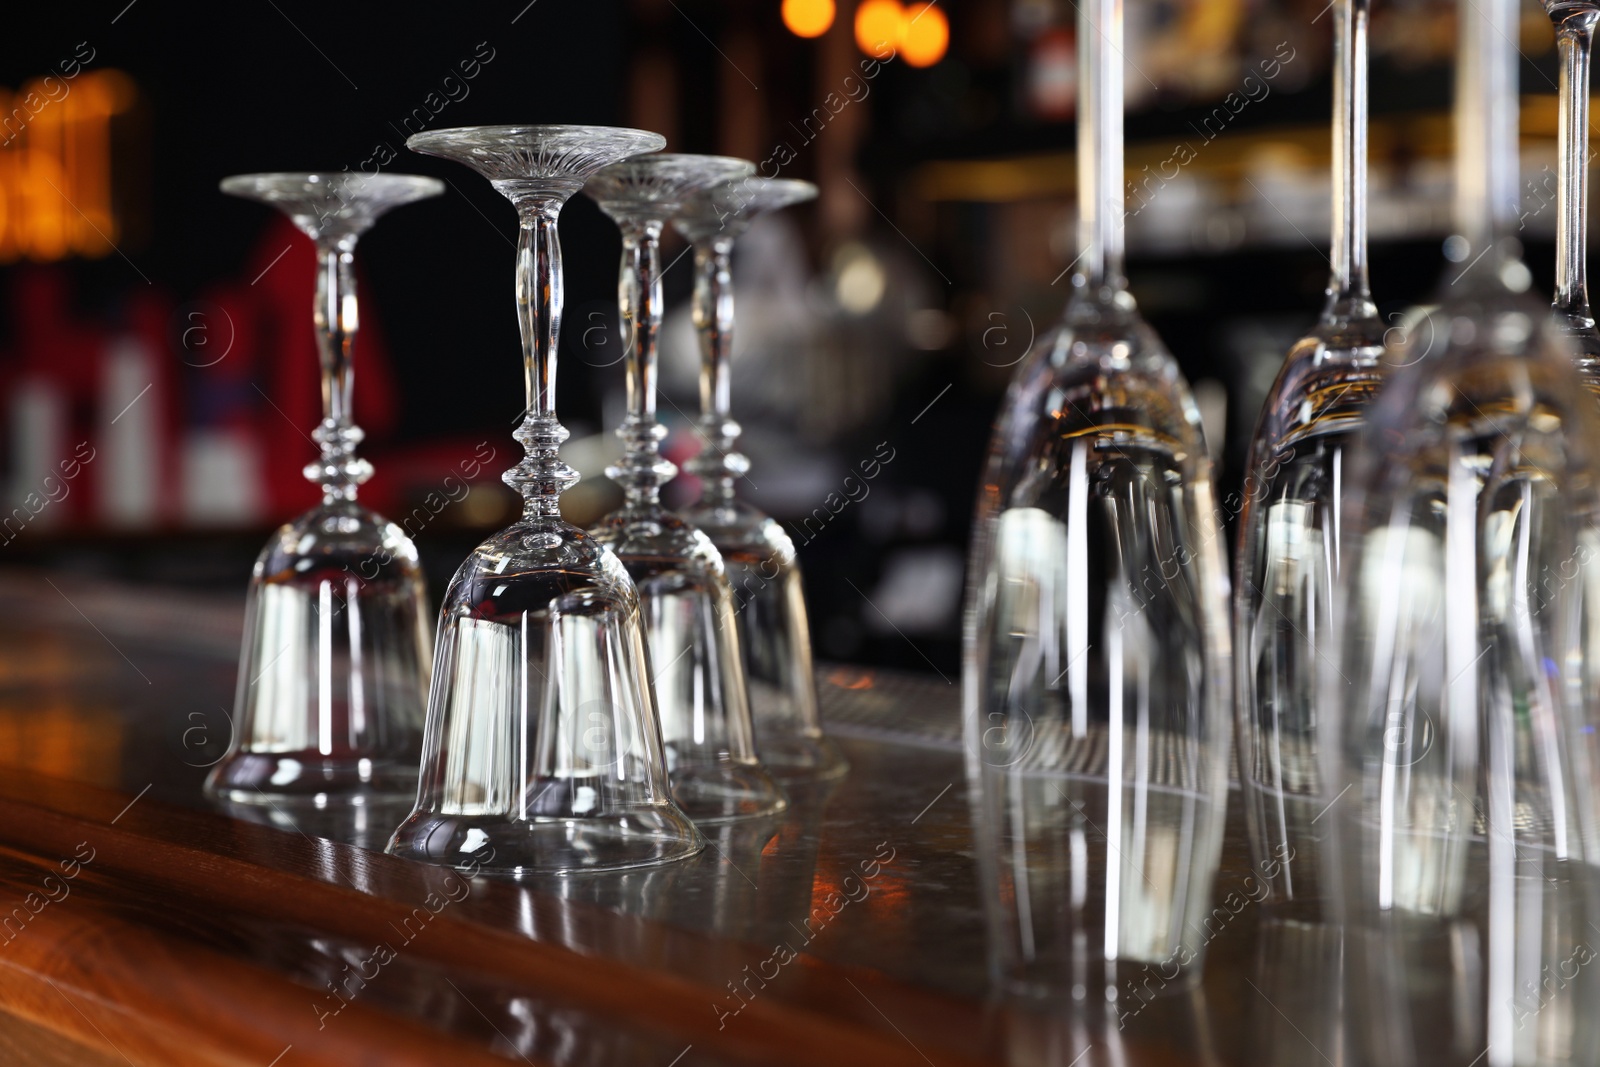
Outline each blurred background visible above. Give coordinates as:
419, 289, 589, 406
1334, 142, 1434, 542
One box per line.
0, 0, 1570, 678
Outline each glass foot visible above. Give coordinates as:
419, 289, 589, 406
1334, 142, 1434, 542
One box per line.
220, 172, 443, 243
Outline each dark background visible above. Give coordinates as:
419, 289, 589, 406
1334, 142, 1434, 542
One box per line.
0, 0, 1568, 676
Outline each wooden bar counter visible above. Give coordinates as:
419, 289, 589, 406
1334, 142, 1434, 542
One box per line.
0, 572, 1330, 1066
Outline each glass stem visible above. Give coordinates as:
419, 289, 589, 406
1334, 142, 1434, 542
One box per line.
508, 196, 579, 522
1327, 0, 1378, 323
609, 218, 675, 509
1555, 10, 1599, 329
685, 235, 749, 509
1454, 0, 1519, 258
1075, 0, 1125, 292
308, 239, 370, 504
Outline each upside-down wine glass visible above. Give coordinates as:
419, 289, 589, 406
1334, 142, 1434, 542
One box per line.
385, 126, 707, 875
1233, 0, 1387, 915
960, 0, 1232, 999
1329, 0, 1600, 1059
583, 153, 789, 823
672, 177, 848, 781
1549, 0, 1600, 388
208, 172, 440, 807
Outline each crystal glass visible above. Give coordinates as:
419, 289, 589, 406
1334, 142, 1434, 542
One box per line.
1329, 0, 1600, 1061
208, 172, 440, 807
584, 154, 789, 823
384, 126, 706, 876
960, 0, 1232, 999
1233, 0, 1386, 915
1549, 0, 1600, 389
672, 177, 848, 781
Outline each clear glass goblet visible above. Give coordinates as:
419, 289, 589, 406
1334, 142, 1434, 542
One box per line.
208, 172, 440, 808
384, 126, 706, 876
672, 176, 848, 781
1233, 0, 1385, 915
960, 0, 1232, 999
1330, 0, 1600, 1060
584, 154, 790, 823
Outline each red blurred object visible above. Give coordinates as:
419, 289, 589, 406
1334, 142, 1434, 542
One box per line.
6, 267, 112, 527
1028, 28, 1077, 121
102, 287, 183, 526
242, 216, 402, 518
1, 220, 444, 538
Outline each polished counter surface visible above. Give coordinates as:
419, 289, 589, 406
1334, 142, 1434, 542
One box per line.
0, 572, 1332, 1067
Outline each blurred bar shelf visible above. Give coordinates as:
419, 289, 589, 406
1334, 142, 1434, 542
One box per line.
907, 97, 1583, 256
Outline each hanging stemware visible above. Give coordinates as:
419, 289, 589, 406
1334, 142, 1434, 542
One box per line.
583, 153, 789, 823
1328, 0, 1600, 1059
385, 126, 707, 876
1548, 0, 1600, 387
960, 0, 1232, 998
1233, 0, 1386, 914
672, 177, 849, 781
209, 172, 440, 808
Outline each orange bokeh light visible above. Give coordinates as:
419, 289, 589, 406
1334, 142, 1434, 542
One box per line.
854, 0, 905, 59
901, 3, 949, 67
782, 0, 836, 38
826, 667, 876, 690
0, 70, 134, 264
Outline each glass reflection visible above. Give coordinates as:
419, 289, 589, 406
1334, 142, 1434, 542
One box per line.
1329, 0, 1600, 1061
962, 0, 1231, 999
1244, 918, 1345, 1065
211, 794, 414, 852
1232, 0, 1385, 916
992, 986, 1221, 1067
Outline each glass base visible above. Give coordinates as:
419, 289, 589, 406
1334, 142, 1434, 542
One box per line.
386, 808, 705, 876
667, 755, 789, 823
758, 733, 850, 781
204, 751, 418, 805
